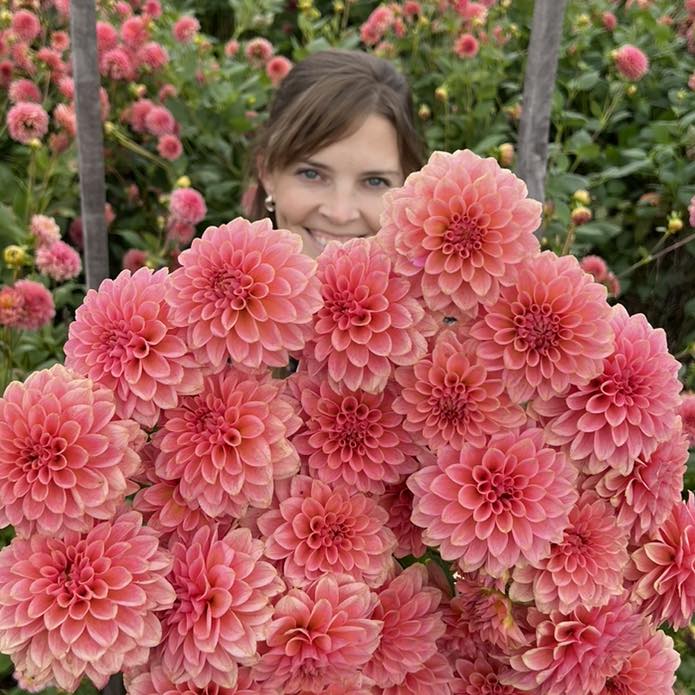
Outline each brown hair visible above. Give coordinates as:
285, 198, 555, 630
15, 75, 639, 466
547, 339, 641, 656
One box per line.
248, 49, 424, 221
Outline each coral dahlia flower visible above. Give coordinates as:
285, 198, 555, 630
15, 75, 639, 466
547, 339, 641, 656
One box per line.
258, 475, 396, 588
0, 511, 175, 692
65, 268, 203, 428
378, 149, 541, 317
159, 526, 284, 688
380, 481, 426, 558
153, 367, 300, 517
253, 574, 381, 693
452, 656, 523, 695
127, 663, 258, 695
472, 251, 614, 401
394, 328, 525, 450
408, 428, 577, 576
166, 218, 322, 369
381, 654, 453, 695
538, 305, 682, 474
679, 392, 695, 446
307, 237, 428, 393
0, 364, 143, 537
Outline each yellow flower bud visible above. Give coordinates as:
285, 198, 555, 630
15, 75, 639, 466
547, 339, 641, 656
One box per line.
176, 176, 191, 189
498, 143, 514, 167
246, 95, 256, 107
626, 84, 637, 97
572, 189, 591, 206
677, 89, 688, 102
418, 103, 431, 120
500, 0, 511, 7
434, 86, 448, 102
104, 121, 115, 135
28, 138, 42, 150
307, 8, 321, 20
576, 13, 590, 28
3, 245, 28, 268
571, 206, 592, 226
667, 215, 683, 234
418, 15, 429, 28
0, 10, 12, 23
129, 83, 146, 97
333, 0, 344, 11
156, 215, 166, 230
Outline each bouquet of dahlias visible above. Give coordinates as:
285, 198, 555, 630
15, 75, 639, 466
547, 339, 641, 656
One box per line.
0, 150, 692, 695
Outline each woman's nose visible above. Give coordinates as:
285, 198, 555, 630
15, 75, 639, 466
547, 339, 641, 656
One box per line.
318, 189, 360, 225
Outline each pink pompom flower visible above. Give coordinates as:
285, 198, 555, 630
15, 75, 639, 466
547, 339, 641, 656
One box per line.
8, 78, 41, 103
602, 11, 618, 31
258, 475, 396, 588
29, 214, 61, 246
157, 134, 183, 160
168, 187, 206, 224
100, 47, 135, 81
172, 16, 200, 43
265, 55, 293, 86
138, 42, 170, 71
454, 33, 479, 58
127, 98, 155, 133
64, 268, 203, 428
378, 149, 541, 317
408, 428, 578, 577
122, 248, 149, 272
7, 101, 49, 144
144, 105, 177, 136
0, 511, 175, 692
35, 240, 82, 281
11, 10, 41, 42
143, 0, 163, 18
224, 39, 240, 57
166, 217, 322, 369
96, 21, 119, 52
244, 37, 274, 67
121, 16, 149, 48
579, 254, 609, 282
614, 44, 649, 81
14, 279, 55, 330
680, 392, 695, 446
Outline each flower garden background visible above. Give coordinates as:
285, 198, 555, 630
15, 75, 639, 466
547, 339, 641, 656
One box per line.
2, 0, 695, 693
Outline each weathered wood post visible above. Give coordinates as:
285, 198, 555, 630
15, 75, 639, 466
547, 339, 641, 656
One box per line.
69, 0, 109, 287
516, 0, 568, 236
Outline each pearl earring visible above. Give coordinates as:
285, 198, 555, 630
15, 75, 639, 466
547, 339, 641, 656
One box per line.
264, 194, 275, 213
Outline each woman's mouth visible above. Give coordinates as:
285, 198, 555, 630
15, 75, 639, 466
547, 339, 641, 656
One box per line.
303, 228, 366, 248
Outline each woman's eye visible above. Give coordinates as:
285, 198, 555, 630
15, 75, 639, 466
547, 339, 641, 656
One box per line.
297, 168, 321, 181
366, 176, 390, 188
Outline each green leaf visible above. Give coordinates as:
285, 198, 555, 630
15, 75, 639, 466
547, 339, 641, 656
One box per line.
567, 70, 600, 91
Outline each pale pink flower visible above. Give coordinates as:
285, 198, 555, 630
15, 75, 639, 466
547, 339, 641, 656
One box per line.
11, 10, 40, 42
127, 98, 155, 133
54, 102, 77, 136
0, 511, 175, 692
29, 214, 61, 246
307, 237, 429, 393
96, 21, 119, 52
680, 392, 695, 446
602, 11, 617, 31
50, 30, 70, 52
100, 47, 136, 80
364, 564, 445, 688
8, 78, 41, 103
224, 39, 240, 57
258, 475, 396, 587
614, 44, 649, 81
159, 83, 178, 101
605, 271, 621, 298
452, 656, 523, 695
409, 428, 577, 576
166, 219, 196, 246
0, 364, 143, 537
14, 278, 54, 330
64, 268, 203, 428
144, 105, 177, 136
394, 328, 525, 450
628, 494, 695, 629
580, 254, 609, 282
0, 285, 24, 328
127, 663, 258, 695
7, 101, 49, 144
381, 654, 453, 695
454, 33, 479, 58
378, 149, 541, 317
121, 16, 149, 47
169, 187, 206, 224
538, 305, 682, 474
379, 481, 426, 558
244, 37, 274, 66
157, 134, 182, 160
153, 367, 300, 517
503, 597, 643, 695
35, 240, 82, 281
138, 42, 169, 71
115, 1, 132, 18
158, 526, 283, 688
166, 217, 322, 369
266, 55, 292, 85
472, 251, 614, 401
289, 372, 420, 494
172, 16, 200, 43
122, 248, 148, 272
253, 574, 381, 692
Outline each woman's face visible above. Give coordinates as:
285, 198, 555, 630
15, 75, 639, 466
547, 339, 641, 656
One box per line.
260, 114, 404, 258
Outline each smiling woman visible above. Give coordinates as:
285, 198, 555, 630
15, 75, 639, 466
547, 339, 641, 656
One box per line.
248, 49, 424, 258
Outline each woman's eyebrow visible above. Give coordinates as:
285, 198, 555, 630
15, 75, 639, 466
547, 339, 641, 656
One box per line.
301, 159, 401, 177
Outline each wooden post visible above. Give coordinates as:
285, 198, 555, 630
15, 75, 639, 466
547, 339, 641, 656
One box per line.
516, 0, 568, 235
69, 0, 109, 287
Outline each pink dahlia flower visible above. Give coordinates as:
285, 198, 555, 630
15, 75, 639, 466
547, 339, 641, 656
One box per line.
145, 105, 177, 137
169, 187, 206, 224
0, 511, 175, 692
381, 654, 453, 695
14, 279, 55, 330
157, 134, 182, 161
8, 78, 41, 103
679, 392, 695, 446
143, 0, 163, 18
121, 16, 149, 47
380, 481, 426, 558
35, 240, 82, 281
158, 526, 283, 688
224, 39, 240, 58
510, 492, 629, 614
0, 285, 24, 328
614, 44, 649, 81
258, 475, 396, 588
153, 367, 300, 517
307, 237, 428, 393
602, 11, 618, 31
394, 328, 525, 450
289, 372, 420, 494
0, 364, 143, 537
628, 494, 695, 629
172, 16, 200, 43
166, 217, 322, 369
29, 213, 61, 246
538, 304, 682, 473
253, 574, 381, 692
266, 55, 293, 86
454, 33, 479, 58
378, 149, 541, 317
408, 428, 577, 576
7, 101, 49, 144
127, 663, 258, 695
363, 564, 445, 688
587, 427, 688, 544
96, 21, 119, 51
472, 251, 613, 401
127, 98, 155, 134
244, 37, 274, 67
100, 47, 135, 81
580, 254, 609, 282
64, 268, 203, 428
452, 656, 523, 695
50, 30, 70, 52
122, 248, 149, 272
11, 10, 41, 42
138, 42, 170, 71
503, 597, 642, 695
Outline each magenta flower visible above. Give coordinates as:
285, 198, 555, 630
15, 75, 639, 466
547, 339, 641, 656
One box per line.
7, 101, 49, 144
159, 526, 283, 688
614, 44, 649, 81
35, 240, 82, 281
96, 20, 119, 51
0, 364, 143, 537
0, 511, 175, 692
408, 428, 577, 576
378, 149, 541, 317
65, 268, 203, 428
258, 475, 396, 588
380, 481, 426, 558
166, 218, 322, 369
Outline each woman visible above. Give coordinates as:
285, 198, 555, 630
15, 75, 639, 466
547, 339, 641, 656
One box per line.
248, 49, 425, 257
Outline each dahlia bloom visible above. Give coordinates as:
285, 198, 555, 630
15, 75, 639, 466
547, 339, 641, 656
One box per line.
157, 134, 182, 161
123, 248, 149, 272
100, 47, 135, 81
8, 78, 41, 103
472, 251, 613, 402
166, 219, 196, 246
169, 187, 206, 224
378, 149, 541, 317
503, 597, 643, 695
145, 105, 177, 137
166, 218, 322, 369
0, 511, 175, 692
0, 285, 24, 328
579, 254, 609, 282
144, 0, 163, 18
454, 33, 479, 58
452, 656, 523, 695
510, 492, 629, 614
153, 367, 300, 517
96, 20, 119, 51
13, 279, 55, 330
64, 268, 203, 428
258, 475, 396, 588
54, 103, 77, 137
381, 654, 453, 695
35, 240, 82, 281
225, 39, 240, 58
363, 564, 445, 688
158, 526, 283, 688
127, 663, 258, 695
29, 214, 61, 246
139, 42, 170, 71
50, 30, 70, 52
628, 494, 695, 629
379, 481, 426, 558
614, 44, 649, 81
252, 574, 381, 693
172, 16, 200, 43
307, 237, 429, 393
266, 55, 293, 86
394, 328, 525, 450
121, 16, 149, 47
0, 364, 143, 537
289, 372, 420, 494
538, 305, 682, 474
128, 98, 155, 133
11, 10, 41, 42
244, 37, 274, 67
679, 392, 695, 446
409, 428, 577, 576
7, 101, 49, 144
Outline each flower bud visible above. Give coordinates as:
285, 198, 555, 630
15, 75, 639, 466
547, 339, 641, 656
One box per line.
498, 143, 514, 167
626, 84, 637, 96
28, 138, 42, 150
418, 103, 431, 120
104, 121, 115, 135
156, 215, 166, 230
667, 215, 683, 234
435, 86, 448, 102
176, 176, 191, 188
571, 206, 592, 226
3, 245, 28, 268
572, 189, 591, 205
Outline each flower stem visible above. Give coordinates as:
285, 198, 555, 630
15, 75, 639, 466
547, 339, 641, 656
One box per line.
617, 231, 695, 279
